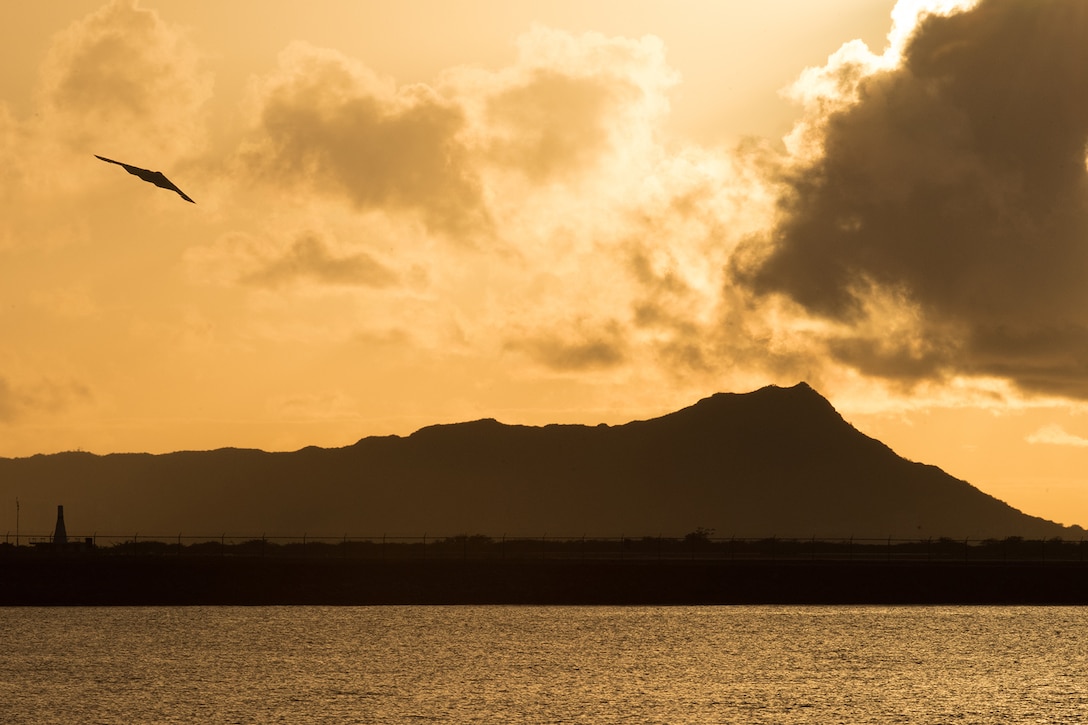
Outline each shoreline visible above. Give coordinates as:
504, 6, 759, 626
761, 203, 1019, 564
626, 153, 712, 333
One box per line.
4, 556, 1088, 605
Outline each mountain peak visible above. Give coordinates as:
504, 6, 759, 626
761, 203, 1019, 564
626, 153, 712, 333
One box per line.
746, 380, 826, 402
658, 381, 843, 435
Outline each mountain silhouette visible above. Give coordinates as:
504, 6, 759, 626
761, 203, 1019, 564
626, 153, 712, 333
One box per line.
0, 383, 1078, 539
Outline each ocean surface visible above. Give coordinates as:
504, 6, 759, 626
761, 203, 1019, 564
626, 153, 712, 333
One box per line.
1, 605, 1086, 723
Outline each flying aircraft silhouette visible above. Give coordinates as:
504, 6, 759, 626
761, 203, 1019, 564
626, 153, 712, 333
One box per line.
95, 155, 195, 203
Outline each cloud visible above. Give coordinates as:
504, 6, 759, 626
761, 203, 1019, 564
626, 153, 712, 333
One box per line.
0, 378, 18, 422
238, 42, 487, 238
187, 231, 398, 290
1027, 424, 1088, 448
485, 70, 634, 182
506, 321, 628, 372
237, 27, 679, 242
242, 234, 398, 289
0, 376, 92, 423
268, 390, 359, 421
226, 25, 765, 390
472, 26, 676, 183
37, 0, 211, 163
0, 106, 24, 196
732, 0, 1088, 398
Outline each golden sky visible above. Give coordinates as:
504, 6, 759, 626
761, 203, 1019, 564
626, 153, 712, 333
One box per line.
5, 0, 1088, 528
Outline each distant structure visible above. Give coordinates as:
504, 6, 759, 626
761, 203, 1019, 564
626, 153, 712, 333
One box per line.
52, 505, 67, 548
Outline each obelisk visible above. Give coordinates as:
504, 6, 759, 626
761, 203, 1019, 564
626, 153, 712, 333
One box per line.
53, 505, 67, 548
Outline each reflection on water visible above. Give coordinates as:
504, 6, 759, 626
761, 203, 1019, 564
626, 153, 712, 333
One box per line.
1, 606, 1086, 723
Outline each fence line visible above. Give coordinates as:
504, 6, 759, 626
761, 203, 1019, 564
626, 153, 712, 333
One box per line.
3, 532, 1086, 563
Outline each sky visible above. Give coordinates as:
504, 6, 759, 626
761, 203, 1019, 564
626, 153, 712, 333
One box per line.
5, 0, 1088, 528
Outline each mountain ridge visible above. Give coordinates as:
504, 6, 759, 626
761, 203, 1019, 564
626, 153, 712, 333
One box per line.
0, 383, 1078, 539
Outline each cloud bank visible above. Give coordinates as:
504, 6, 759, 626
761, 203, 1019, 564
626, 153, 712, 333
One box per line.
212, 23, 766, 389
734, 0, 1088, 399
12, 0, 1088, 452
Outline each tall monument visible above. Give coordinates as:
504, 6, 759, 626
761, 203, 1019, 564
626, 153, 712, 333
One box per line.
52, 505, 67, 548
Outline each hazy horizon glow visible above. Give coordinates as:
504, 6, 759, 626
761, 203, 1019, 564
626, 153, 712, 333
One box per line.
5, 0, 1088, 529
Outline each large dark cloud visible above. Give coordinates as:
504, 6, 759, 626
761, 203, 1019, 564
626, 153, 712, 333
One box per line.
734, 0, 1088, 397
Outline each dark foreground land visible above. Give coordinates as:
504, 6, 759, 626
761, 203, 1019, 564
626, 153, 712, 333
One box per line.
5, 556, 1088, 605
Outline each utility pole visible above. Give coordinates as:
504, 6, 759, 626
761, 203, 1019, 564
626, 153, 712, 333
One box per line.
15, 498, 18, 547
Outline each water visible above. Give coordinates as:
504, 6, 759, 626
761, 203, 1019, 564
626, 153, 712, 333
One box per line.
1, 606, 1086, 723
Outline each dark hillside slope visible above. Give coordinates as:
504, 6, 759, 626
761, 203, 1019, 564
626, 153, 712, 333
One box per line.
0, 384, 1074, 539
